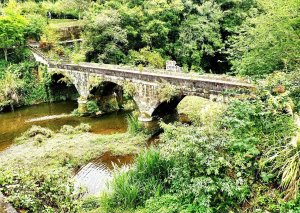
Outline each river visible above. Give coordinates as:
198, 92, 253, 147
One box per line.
0, 101, 129, 151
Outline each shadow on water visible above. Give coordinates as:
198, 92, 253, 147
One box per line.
0, 101, 128, 151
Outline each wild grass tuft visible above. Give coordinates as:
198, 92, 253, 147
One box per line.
60, 123, 91, 134
24, 125, 53, 138
127, 114, 142, 135
100, 149, 172, 211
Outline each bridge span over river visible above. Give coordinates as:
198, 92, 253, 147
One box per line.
30, 47, 253, 121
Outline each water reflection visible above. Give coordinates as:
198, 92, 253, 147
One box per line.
74, 152, 134, 196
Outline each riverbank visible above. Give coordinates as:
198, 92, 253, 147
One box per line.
0, 124, 148, 212
0, 128, 147, 172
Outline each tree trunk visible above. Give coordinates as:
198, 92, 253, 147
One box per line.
4, 49, 7, 61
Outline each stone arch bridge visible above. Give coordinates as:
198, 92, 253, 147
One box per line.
31, 47, 253, 121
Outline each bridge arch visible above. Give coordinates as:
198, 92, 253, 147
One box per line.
48, 72, 79, 102
88, 80, 124, 112
151, 95, 186, 119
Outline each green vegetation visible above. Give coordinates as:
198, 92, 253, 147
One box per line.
127, 114, 143, 135
228, 0, 300, 76
177, 96, 226, 127
0, 0, 299, 212
0, 62, 50, 111
96, 72, 300, 212
158, 81, 179, 103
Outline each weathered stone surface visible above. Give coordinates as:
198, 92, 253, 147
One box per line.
31, 50, 253, 120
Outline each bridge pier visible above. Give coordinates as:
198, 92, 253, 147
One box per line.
138, 113, 153, 122
77, 97, 88, 114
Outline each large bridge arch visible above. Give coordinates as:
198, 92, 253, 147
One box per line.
48, 72, 80, 102
151, 95, 186, 119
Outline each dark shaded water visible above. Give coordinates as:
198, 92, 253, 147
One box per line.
0, 101, 128, 151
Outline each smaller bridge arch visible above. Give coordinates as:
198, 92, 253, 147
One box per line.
89, 80, 124, 112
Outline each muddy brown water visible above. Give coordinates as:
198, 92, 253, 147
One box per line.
0, 101, 128, 151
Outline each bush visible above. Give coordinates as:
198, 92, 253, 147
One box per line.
80, 196, 102, 211
24, 125, 53, 138
60, 123, 91, 134
157, 81, 179, 103
86, 100, 100, 115
75, 123, 91, 132
60, 125, 76, 134
177, 96, 226, 128
140, 194, 181, 213
34, 134, 46, 145
0, 168, 81, 212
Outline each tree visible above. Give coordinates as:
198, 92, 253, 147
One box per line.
175, 0, 224, 72
0, 0, 27, 61
228, 0, 300, 76
83, 9, 128, 64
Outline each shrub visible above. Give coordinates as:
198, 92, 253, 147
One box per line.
60, 125, 76, 134
157, 81, 179, 103
60, 123, 91, 134
177, 96, 226, 128
0, 168, 81, 212
80, 196, 102, 211
262, 117, 300, 200
24, 125, 53, 138
86, 100, 100, 115
140, 194, 181, 213
34, 134, 45, 145
75, 123, 91, 132
123, 81, 136, 99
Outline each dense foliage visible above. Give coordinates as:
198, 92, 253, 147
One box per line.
0, 0, 299, 212
228, 0, 300, 76
81, 0, 258, 73
0, 169, 81, 212
99, 71, 300, 212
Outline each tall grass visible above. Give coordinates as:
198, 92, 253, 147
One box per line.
127, 114, 142, 134
100, 149, 173, 211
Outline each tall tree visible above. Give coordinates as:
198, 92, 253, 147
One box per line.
228, 0, 300, 76
0, 0, 27, 61
83, 9, 128, 64
175, 0, 224, 72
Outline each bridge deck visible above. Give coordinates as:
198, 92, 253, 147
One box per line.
54, 63, 252, 88
29, 45, 253, 89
